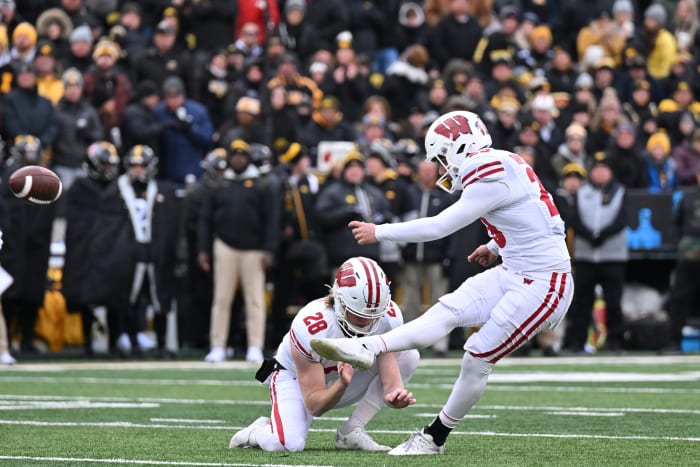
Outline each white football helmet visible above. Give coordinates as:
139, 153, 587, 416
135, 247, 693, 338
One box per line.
424, 110, 492, 193
332, 257, 391, 337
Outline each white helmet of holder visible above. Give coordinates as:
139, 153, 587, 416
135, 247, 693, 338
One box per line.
332, 257, 391, 337
424, 110, 492, 193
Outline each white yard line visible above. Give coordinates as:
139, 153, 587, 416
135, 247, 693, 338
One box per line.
0, 420, 698, 443
150, 418, 226, 424
1, 394, 699, 415
0, 456, 334, 467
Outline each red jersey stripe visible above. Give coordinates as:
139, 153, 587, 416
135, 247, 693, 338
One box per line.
290, 329, 313, 360
460, 160, 502, 184
270, 371, 285, 446
463, 167, 505, 188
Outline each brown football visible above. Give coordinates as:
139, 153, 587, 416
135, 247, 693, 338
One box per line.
8, 165, 63, 205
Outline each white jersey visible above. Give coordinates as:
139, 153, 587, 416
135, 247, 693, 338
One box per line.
275, 298, 405, 381
376, 147, 570, 274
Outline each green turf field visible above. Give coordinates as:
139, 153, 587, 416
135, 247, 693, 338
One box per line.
1, 355, 699, 466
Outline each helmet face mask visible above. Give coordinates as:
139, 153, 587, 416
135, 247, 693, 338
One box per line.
424, 111, 492, 193
332, 257, 391, 337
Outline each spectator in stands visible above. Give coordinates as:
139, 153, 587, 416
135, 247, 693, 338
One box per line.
428, 0, 483, 69
644, 131, 677, 193
0, 25, 12, 94
134, 20, 191, 94
83, 38, 133, 137
153, 76, 214, 187
305, 0, 347, 52
365, 142, 417, 293
198, 139, 280, 363
236, 0, 279, 45
612, 0, 635, 42
267, 52, 323, 110
315, 150, 391, 271
586, 87, 623, 154
401, 159, 455, 356
0, 0, 21, 37
552, 122, 590, 177
397, 1, 429, 52
195, 49, 232, 129
9, 22, 37, 67
35, 8, 72, 64
622, 78, 659, 139
3, 62, 58, 148
673, 0, 700, 55
299, 96, 357, 156
121, 80, 166, 153
225, 57, 267, 119
636, 4, 677, 80
218, 96, 265, 146
565, 151, 629, 354
577, 5, 626, 67
110, 3, 149, 68
275, 0, 317, 65
606, 121, 649, 189
515, 24, 553, 75
53, 68, 103, 192
379, 44, 429, 123
325, 31, 371, 124
265, 85, 299, 150
672, 127, 700, 186
63, 25, 92, 73
531, 93, 564, 156
184, 0, 236, 57
662, 166, 700, 354
488, 95, 520, 147
59, 0, 99, 29
234, 21, 264, 60
33, 41, 63, 105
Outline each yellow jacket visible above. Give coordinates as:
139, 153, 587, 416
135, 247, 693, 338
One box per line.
576, 22, 626, 66
646, 29, 678, 79
37, 75, 64, 105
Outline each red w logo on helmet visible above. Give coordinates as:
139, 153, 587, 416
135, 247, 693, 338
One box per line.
336, 263, 357, 287
434, 115, 472, 141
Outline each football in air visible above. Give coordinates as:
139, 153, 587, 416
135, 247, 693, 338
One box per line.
8, 165, 63, 205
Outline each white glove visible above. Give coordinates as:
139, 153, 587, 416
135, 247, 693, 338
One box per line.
0, 229, 4, 252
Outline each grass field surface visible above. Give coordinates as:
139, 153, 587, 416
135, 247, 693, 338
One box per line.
1, 355, 699, 466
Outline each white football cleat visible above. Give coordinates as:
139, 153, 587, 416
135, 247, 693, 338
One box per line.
229, 416, 270, 448
0, 352, 16, 365
204, 347, 226, 362
309, 338, 375, 370
388, 431, 445, 456
335, 427, 391, 451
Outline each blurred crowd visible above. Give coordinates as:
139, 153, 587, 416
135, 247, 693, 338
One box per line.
0, 0, 700, 364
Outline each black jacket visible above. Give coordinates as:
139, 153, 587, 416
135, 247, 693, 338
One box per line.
198, 164, 281, 254
121, 100, 165, 154
53, 98, 103, 168
83, 178, 179, 311
0, 163, 55, 305
62, 176, 111, 306
428, 15, 483, 68
402, 185, 456, 264
2, 86, 59, 145
315, 179, 392, 267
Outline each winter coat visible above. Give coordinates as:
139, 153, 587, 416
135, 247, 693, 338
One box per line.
153, 99, 214, 186
53, 98, 103, 168
62, 176, 111, 307
315, 179, 392, 267
2, 86, 59, 145
198, 164, 280, 254
671, 142, 700, 186
83, 178, 179, 311
379, 60, 429, 121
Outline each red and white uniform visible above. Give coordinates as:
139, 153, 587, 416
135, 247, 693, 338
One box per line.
376, 148, 574, 363
255, 298, 407, 452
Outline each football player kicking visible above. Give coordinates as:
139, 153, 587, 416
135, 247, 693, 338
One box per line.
311, 110, 574, 455
229, 256, 418, 452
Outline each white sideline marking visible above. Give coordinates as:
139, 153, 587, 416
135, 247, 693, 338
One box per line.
1, 420, 699, 443
150, 418, 226, 424
0, 375, 260, 386
486, 385, 700, 394
0, 456, 333, 467
547, 411, 625, 417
